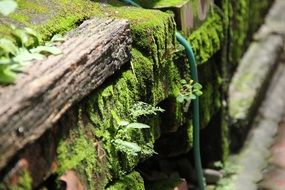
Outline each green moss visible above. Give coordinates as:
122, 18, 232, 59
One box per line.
9, 13, 29, 24
1, 0, 223, 66
6, 0, 49, 26
57, 126, 98, 189
105, 6, 177, 66
197, 58, 222, 128
106, 171, 145, 190
230, 0, 249, 65
249, 0, 270, 34
17, 0, 48, 13
224, 0, 270, 69
86, 68, 155, 179
132, 0, 190, 7
188, 9, 224, 64
82, 10, 189, 182
187, 121, 193, 147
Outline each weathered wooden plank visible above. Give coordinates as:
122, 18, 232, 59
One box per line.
0, 17, 132, 170
154, 0, 213, 36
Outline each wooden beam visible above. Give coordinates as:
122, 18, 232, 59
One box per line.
154, 0, 213, 36
0, 17, 132, 170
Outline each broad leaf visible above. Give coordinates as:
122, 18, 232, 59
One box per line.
113, 139, 141, 156
51, 34, 65, 42
30, 46, 62, 55
12, 29, 29, 47
127, 122, 150, 129
13, 48, 44, 63
0, 0, 17, 16
9, 63, 22, 72
194, 91, 203, 96
0, 67, 16, 84
0, 57, 13, 65
0, 38, 18, 55
176, 95, 185, 103
118, 120, 129, 126
190, 94, 196, 99
180, 79, 187, 84
193, 83, 202, 90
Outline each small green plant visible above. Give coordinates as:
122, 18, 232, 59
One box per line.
129, 101, 164, 120
176, 79, 203, 105
112, 102, 164, 157
0, 0, 64, 84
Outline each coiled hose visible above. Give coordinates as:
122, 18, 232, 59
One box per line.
120, 1, 205, 189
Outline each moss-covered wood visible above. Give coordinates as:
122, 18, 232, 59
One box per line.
0, 17, 131, 172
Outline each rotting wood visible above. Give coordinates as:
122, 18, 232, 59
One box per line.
0, 17, 132, 170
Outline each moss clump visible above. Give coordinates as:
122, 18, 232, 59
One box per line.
228, 0, 249, 66
198, 57, 222, 128
219, 0, 270, 72
249, 0, 270, 34
36, 0, 103, 39
57, 124, 100, 190
105, 171, 145, 190
104, 5, 177, 66
188, 9, 224, 64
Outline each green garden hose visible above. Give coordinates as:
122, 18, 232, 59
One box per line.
176, 32, 205, 190
120, 1, 205, 189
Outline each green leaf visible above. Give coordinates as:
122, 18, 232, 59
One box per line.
113, 139, 141, 156
190, 94, 196, 99
194, 90, 203, 96
9, 65, 22, 72
50, 34, 65, 42
176, 95, 185, 103
0, 58, 19, 71
12, 29, 29, 47
126, 123, 150, 129
141, 145, 156, 156
180, 79, 187, 84
30, 46, 62, 55
24, 27, 41, 47
130, 101, 164, 119
118, 120, 129, 126
0, 0, 17, 16
0, 58, 11, 65
0, 38, 18, 55
0, 67, 16, 84
193, 83, 202, 90
13, 48, 44, 63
